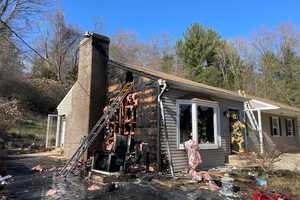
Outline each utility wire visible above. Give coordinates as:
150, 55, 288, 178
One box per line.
0, 20, 92, 96
0, 19, 49, 63
1, 35, 35, 62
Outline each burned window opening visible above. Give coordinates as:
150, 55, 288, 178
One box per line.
125, 71, 134, 83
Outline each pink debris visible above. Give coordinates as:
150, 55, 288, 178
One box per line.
201, 171, 212, 181
184, 139, 202, 181
31, 165, 43, 172
208, 182, 220, 191
46, 189, 57, 196
87, 184, 101, 191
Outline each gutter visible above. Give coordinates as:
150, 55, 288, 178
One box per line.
158, 79, 175, 178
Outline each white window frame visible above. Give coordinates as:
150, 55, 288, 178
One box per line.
286, 118, 294, 137
271, 116, 280, 137
176, 99, 221, 150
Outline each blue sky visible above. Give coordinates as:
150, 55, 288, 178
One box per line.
58, 0, 300, 41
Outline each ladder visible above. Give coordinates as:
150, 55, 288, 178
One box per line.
58, 82, 134, 177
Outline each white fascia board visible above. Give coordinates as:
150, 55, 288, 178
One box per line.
246, 99, 280, 111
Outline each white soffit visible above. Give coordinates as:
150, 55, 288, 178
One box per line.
249, 99, 280, 110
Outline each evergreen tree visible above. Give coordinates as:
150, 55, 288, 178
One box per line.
176, 23, 222, 82
160, 54, 175, 73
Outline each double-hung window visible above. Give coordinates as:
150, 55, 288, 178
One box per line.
177, 99, 220, 149
271, 116, 280, 136
286, 118, 295, 136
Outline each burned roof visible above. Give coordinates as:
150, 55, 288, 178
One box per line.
109, 60, 249, 102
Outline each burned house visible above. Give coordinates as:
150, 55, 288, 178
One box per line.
56, 32, 298, 175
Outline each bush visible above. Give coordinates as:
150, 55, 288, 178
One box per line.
0, 99, 22, 132
0, 77, 67, 114
244, 150, 282, 173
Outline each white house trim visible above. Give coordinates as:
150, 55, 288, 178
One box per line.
176, 99, 220, 150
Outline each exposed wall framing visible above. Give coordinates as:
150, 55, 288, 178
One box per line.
101, 63, 159, 168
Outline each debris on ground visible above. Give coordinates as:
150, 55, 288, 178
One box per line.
103, 183, 118, 192
219, 175, 236, 198
209, 181, 221, 191
256, 177, 267, 187
47, 167, 56, 172
3, 152, 300, 199
0, 175, 12, 190
31, 165, 43, 173
87, 184, 101, 191
200, 171, 211, 182
46, 189, 57, 197
0, 175, 12, 183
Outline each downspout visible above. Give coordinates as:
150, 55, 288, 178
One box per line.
156, 83, 161, 170
158, 79, 175, 178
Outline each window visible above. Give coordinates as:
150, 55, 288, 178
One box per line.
177, 99, 220, 149
178, 104, 192, 144
197, 105, 215, 144
270, 117, 280, 136
286, 118, 295, 136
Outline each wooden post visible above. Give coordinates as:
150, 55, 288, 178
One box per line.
46, 115, 51, 148
257, 110, 264, 154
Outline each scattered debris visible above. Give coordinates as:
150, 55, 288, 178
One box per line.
200, 171, 211, 182
103, 183, 118, 192
208, 181, 220, 191
48, 167, 56, 172
46, 189, 57, 197
0, 196, 7, 200
87, 184, 101, 191
0, 175, 12, 190
256, 177, 267, 187
219, 175, 236, 198
0, 175, 12, 182
252, 189, 293, 200
31, 165, 43, 173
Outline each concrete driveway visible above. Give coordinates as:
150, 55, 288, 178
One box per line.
274, 153, 300, 171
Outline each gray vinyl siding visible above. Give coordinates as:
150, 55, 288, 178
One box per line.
160, 88, 244, 172
261, 113, 300, 152
298, 116, 300, 145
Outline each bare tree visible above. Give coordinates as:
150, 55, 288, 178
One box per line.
0, 0, 48, 32
110, 31, 177, 73
31, 10, 81, 84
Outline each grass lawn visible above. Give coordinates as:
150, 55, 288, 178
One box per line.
8, 112, 50, 147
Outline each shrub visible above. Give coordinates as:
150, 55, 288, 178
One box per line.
0, 78, 66, 114
0, 98, 22, 132
244, 150, 282, 173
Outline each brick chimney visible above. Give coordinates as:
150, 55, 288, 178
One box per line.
64, 33, 110, 159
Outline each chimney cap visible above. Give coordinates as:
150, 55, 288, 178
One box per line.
84, 31, 110, 43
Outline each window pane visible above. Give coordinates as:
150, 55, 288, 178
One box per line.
179, 104, 192, 144
287, 119, 293, 135
272, 117, 279, 135
197, 105, 215, 144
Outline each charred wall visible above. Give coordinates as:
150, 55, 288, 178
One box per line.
106, 64, 159, 166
